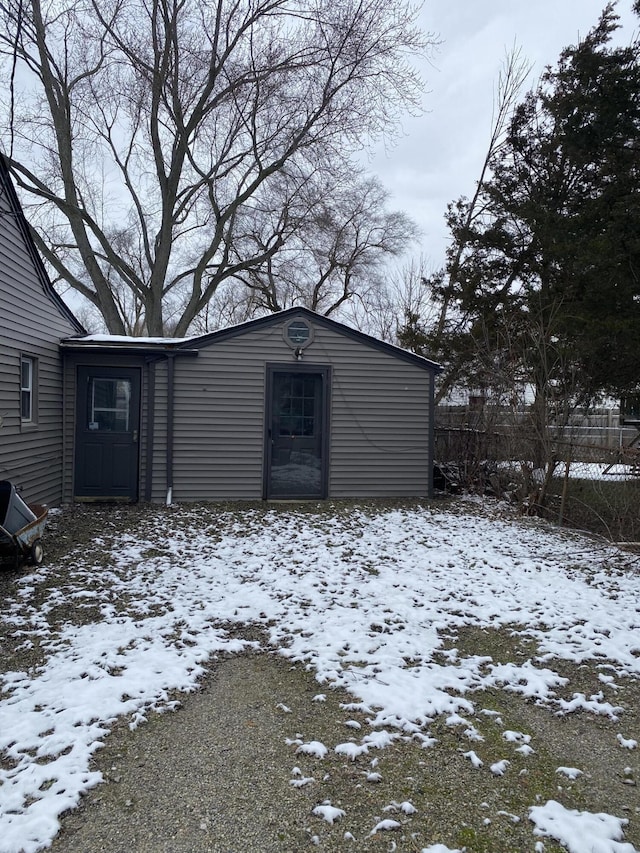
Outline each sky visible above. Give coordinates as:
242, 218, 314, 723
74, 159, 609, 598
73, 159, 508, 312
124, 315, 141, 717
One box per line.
370, 0, 640, 273
1, 502, 639, 851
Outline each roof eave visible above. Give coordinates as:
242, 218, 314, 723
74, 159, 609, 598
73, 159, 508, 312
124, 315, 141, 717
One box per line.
181, 306, 442, 372
60, 339, 199, 357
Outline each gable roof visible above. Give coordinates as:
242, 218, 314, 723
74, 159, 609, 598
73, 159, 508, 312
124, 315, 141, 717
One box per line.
180, 306, 442, 372
61, 306, 441, 371
0, 153, 86, 335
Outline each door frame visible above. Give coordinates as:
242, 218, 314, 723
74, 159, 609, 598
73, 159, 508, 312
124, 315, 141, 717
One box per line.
73, 364, 142, 501
263, 363, 331, 500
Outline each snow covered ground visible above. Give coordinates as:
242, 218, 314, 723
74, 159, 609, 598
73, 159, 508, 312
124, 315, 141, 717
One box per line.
563, 462, 637, 482
498, 459, 637, 482
1, 499, 639, 852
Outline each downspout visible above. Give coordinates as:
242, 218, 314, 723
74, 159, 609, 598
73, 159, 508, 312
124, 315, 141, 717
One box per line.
166, 353, 175, 506
144, 360, 156, 502
428, 368, 436, 498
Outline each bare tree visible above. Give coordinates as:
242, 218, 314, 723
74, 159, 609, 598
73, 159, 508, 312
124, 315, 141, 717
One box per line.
0, 0, 432, 335
229, 168, 418, 317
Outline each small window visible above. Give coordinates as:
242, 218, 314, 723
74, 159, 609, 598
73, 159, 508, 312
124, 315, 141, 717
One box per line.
284, 318, 314, 349
20, 356, 36, 423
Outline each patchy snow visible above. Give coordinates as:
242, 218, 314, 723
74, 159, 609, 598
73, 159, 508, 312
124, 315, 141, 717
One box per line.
334, 741, 369, 761
1, 502, 639, 852
565, 463, 637, 482
312, 802, 345, 824
289, 767, 315, 788
362, 729, 399, 750
503, 461, 638, 483
370, 818, 402, 833
557, 767, 583, 780
529, 800, 636, 853
295, 741, 329, 759
463, 750, 483, 768
503, 730, 531, 743
73, 333, 195, 344
421, 847, 462, 853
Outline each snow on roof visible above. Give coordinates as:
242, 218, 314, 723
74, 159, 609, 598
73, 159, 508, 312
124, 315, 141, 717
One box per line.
74, 334, 195, 344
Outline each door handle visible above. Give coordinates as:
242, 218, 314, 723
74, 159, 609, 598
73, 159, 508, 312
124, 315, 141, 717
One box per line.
133, 429, 138, 443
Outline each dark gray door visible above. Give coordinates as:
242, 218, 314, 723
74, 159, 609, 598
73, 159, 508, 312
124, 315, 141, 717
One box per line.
74, 367, 141, 500
265, 368, 329, 499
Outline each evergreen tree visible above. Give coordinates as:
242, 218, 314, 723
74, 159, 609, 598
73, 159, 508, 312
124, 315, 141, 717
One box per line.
408, 4, 640, 408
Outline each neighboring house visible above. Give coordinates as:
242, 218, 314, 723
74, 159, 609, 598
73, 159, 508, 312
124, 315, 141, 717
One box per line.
1, 159, 440, 505
0, 155, 85, 505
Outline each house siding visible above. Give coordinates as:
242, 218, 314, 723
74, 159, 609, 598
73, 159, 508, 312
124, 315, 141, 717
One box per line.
165, 316, 433, 501
0, 167, 82, 505
150, 359, 168, 503
171, 354, 266, 500
310, 325, 432, 497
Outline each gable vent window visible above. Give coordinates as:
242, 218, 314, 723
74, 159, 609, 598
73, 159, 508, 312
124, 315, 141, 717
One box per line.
284, 318, 314, 352
20, 356, 36, 423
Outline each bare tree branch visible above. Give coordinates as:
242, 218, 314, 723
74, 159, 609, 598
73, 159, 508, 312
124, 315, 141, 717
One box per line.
1, 0, 432, 333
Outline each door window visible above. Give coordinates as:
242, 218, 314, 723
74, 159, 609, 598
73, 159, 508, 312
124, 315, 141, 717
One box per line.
88, 378, 132, 432
277, 375, 317, 437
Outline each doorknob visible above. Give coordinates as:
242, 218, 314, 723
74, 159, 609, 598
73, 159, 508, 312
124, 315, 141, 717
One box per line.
133, 430, 138, 442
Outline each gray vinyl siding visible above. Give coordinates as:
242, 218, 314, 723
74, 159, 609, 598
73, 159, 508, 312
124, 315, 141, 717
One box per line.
168, 317, 433, 501
0, 179, 79, 505
171, 354, 266, 501
61, 359, 76, 502
328, 360, 431, 498
150, 360, 168, 503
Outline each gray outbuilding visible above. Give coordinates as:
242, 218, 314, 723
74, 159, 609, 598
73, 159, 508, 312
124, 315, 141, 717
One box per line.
61, 310, 440, 503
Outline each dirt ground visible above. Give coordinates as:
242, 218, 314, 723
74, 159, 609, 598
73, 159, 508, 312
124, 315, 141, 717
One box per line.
1, 502, 639, 852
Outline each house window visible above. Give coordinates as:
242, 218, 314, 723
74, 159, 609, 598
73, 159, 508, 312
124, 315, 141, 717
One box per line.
20, 356, 36, 423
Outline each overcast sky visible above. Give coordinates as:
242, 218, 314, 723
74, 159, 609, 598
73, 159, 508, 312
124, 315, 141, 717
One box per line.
370, 0, 639, 272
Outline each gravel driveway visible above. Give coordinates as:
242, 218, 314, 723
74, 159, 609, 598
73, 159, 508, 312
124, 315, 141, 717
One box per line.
46, 645, 640, 853
1, 502, 639, 853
